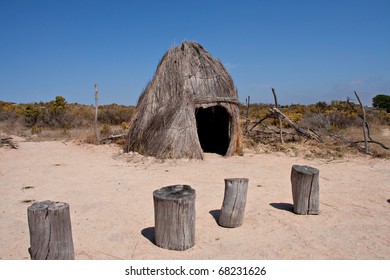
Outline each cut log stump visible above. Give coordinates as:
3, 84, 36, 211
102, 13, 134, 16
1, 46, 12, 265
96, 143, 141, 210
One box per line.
291, 165, 320, 215
153, 185, 196, 251
27, 200, 75, 260
218, 178, 249, 228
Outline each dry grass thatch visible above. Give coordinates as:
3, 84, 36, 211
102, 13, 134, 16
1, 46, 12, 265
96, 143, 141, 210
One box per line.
124, 41, 242, 159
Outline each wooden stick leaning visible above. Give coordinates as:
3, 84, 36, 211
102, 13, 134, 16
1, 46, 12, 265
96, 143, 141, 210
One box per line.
346, 94, 389, 151
272, 87, 284, 144
354, 91, 369, 154
270, 107, 321, 142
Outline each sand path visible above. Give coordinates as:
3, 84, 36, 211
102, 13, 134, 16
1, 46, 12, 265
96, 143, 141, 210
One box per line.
1, 140, 389, 259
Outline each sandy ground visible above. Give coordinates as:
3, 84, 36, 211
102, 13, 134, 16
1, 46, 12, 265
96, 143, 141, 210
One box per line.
1, 138, 389, 260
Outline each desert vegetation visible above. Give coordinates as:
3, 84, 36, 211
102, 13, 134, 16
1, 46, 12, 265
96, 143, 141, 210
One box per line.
0, 96, 135, 143
1, 94, 390, 157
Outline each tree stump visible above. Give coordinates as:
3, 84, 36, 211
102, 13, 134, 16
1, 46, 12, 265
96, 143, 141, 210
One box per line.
291, 165, 320, 215
27, 200, 75, 260
153, 185, 196, 251
218, 178, 249, 228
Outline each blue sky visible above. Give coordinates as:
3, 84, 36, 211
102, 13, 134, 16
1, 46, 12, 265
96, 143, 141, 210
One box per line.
0, 0, 389, 106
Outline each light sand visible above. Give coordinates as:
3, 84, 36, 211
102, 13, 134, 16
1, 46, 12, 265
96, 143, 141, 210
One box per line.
1, 139, 389, 259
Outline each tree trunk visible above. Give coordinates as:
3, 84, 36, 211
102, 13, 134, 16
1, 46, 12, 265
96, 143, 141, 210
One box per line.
218, 178, 249, 228
27, 200, 75, 260
153, 185, 196, 251
291, 165, 320, 215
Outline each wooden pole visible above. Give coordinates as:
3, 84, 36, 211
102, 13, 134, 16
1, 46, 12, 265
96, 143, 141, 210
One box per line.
27, 200, 75, 259
272, 87, 284, 144
94, 83, 100, 143
245, 96, 250, 132
354, 91, 368, 154
218, 178, 249, 228
291, 165, 320, 215
153, 185, 196, 251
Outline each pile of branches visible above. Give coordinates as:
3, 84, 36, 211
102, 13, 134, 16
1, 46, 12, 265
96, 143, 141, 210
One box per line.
243, 88, 389, 156
245, 107, 321, 144
245, 105, 389, 155
100, 130, 126, 145
0, 136, 18, 149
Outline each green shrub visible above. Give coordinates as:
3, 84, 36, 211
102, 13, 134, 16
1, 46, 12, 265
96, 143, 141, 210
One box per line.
373, 94, 390, 113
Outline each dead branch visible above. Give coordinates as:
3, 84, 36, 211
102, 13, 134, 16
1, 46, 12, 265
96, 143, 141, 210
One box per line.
354, 91, 369, 153
0, 136, 18, 149
347, 93, 389, 151
260, 123, 282, 134
100, 133, 125, 144
354, 140, 389, 150
249, 113, 274, 132
270, 107, 322, 142
248, 107, 321, 143
272, 87, 284, 144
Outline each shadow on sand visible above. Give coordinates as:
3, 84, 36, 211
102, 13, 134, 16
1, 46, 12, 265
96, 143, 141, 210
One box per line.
141, 227, 155, 245
269, 202, 294, 213
209, 209, 221, 224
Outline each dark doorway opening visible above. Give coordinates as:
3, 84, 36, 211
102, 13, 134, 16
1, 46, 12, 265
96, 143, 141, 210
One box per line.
195, 106, 230, 155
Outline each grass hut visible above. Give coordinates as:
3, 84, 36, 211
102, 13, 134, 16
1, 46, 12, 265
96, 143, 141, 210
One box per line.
124, 41, 242, 159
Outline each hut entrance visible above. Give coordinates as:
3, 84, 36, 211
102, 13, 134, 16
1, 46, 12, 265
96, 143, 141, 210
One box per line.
195, 106, 230, 155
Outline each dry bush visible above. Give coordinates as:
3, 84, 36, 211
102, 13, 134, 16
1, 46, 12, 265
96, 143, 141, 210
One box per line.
1, 98, 135, 131
98, 104, 135, 125
242, 101, 390, 158
100, 124, 112, 139
300, 111, 361, 137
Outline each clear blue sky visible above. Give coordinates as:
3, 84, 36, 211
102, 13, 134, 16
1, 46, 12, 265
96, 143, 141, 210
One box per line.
1, 0, 389, 106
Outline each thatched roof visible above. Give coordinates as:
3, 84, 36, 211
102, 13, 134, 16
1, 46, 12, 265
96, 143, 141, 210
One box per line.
124, 41, 241, 159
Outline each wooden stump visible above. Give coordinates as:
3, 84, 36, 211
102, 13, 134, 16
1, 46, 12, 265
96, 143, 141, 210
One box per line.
218, 178, 249, 228
27, 200, 75, 260
291, 165, 320, 215
153, 185, 196, 251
